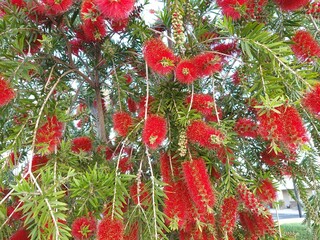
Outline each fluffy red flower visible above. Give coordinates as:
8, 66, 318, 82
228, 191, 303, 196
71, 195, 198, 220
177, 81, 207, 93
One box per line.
237, 184, 264, 214
113, 112, 133, 137
137, 96, 154, 118
234, 118, 258, 138
71, 136, 93, 153
71, 216, 96, 240
216, 146, 235, 165
129, 182, 150, 207
160, 152, 181, 183
123, 222, 138, 240
182, 158, 215, 213
216, 0, 248, 20
111, 18, 129, 32
35, 115, 63, 153
143, 38, 175, 75
273, 0, 310, 11
7, 205, 23, 221
0, 77, 15, 107
307, 2, 320, 18
10, 228, 30, 240
118, 157, 133, 173
291, 30, 320, 62
95, 0, 135, 20
193, 52, 222, 77
81, 17, 107, 42
186, 94, 215, 117
42, 0, 73, 15
10, 0, 26, 8
260, 147, 287, 166
220, 196, 238, 233
302, 84, 320, 118
212, 41, 239, 57
97, 217, 124, 240
175, 59, 199, 84
186, 120, 224, 149
30, 154, 49, 172
142, 115, 167, 149
256, 179, 277, 203
127, 98, 137, 113
258, 105, 308, 151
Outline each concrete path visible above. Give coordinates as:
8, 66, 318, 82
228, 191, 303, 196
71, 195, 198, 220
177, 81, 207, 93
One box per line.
269, 208, 305, 224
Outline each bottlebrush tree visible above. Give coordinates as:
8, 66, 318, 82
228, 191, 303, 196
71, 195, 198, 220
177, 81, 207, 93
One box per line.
1, 0, 320, 239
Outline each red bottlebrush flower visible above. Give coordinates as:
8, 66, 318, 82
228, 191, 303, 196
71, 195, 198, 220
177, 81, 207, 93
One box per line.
111, 18, 129, 32
232, 71, 241, 85
35, 115, 63, 153
118, 157, 133, 173
127, 98, 137, 113
258, 105, 308, 152
7, 205, 23, 221
273, 0, 310, 11
113, 112, 133, 137
211, 166, 221, 180
237, 184, 264, 214
137, 96, 154, 118
216, 146, 235, 165
142, 115, 167, 149
42, 0, 73, 15
71, 136, 93, 153
123, 222, 138, 240
186, 120, 224, 149
193, 52, 222, 77
70, 39, 84, 56
11, 0, 26, 8
81, 0, 100, 20
220, 197, 238, 234
307, 2, 320, 18
291, 30, 320, 62
129, 182, 150, 207
0, 77, 15, 107
175, 59, 199, 84
234, 118, 258, 138
95, 0, 135, 20
256, 179, 277, 203
186, 94, 215, 117
81, 17, 107, 42
205, 107, 223, 123
10, 228, 30, 240
245, 0, 268, 19
143, 38, 175, 75
97, 217, 124, 240
71, 216, 96, 240
160, 152, 181, 183
23, 34, 43, 55
216, 0, 248, 20
182, 158, 215, 213
30, 154, 49, 172
302, 84, 320, 118
124, 74, 132, 84
212, 41, 239, 57
260, 147, 287, 166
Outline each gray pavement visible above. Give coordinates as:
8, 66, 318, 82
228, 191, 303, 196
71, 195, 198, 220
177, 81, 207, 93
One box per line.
269, 208, 305, 224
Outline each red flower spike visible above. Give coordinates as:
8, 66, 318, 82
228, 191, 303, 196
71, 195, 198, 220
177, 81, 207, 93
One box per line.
143, 38, 175, 75
258, 105, 308, 152
307, 2, 320, 18
111, 18, 129, 32
71, 216, 96, 240
10, 228, 30, 240
113, 112, 133, 137
129, 182, 150, 207
95, 0, 135, 20
118, 157, 133, 173
71, 136, 93, 153
81, 17, 107, 42
273, 0, 310, 11
302, 84, 320, 118
11, 0, 26, 8
216, 146, 235, 165
35, 115, 63, 153
97, 217, 124, 240
175, 59, 199, 84
186, 120, 224, 149
7, 205, 23, 221
291, 30, 320, 62
185, 94, 215, 117
221, 196, 238, 233
160, 152, 181, 183
127, 98, 137, 113
260, 147, 286, 166
193, 52, 222, 77
42, 0, 73, 16
123, 222, 139, 240
142, 115, 167, 149
237, 184, 264, 214
234, 118, 258, 138
0, 77, 15, 107
256, 179, 277, 203
137, 96, 154, 118
216, 0, 248, 20
182, 158, 216, 213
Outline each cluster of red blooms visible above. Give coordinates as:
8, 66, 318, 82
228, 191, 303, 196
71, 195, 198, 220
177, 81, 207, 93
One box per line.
142, 114, 167, 149
273, 0, 310, 11
143, 38, 221, 83
97, 216, 124, 240
257, 105, 308, 152
302, 84, 320, 119
71, 136, 93, 153
182, 159, 216, 214
260, 147, 287, 166
113, 111, 133, 137
256, 179, 277, 203
237, 184, 264, 214
291, 30, 320, 62
71, 216, 96, 239
0, 77, 15, 107
307, 2, 320, 18
186, 120, 224, 149
234, 117, 258, 138
129, 182, 150, 208
118, 157, 133, 173
35, 115, 64, 153
220, 196, 238, 234
185, 94, 215, 117
9, 227, 30, 240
